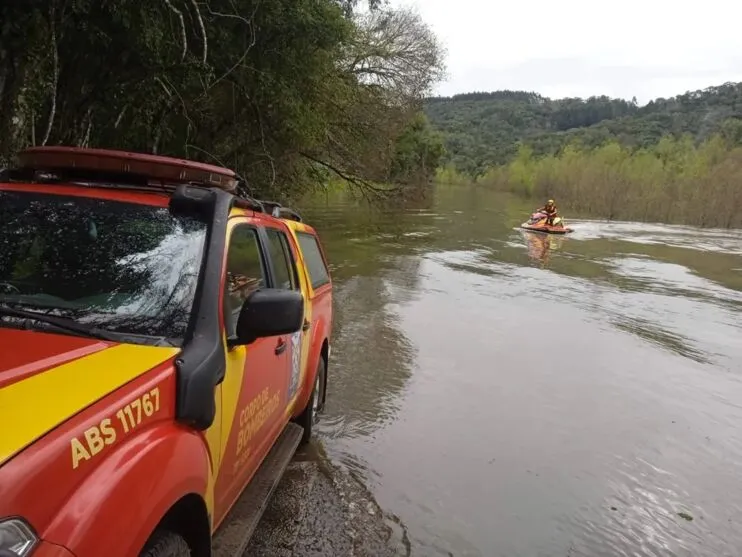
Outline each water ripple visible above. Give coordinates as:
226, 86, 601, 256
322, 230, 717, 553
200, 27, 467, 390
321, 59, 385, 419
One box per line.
302, 189, 742, 557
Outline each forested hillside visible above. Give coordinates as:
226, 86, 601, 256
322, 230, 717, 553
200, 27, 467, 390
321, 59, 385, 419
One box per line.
426, 83, 742, 176
0, 0, 445, 198
427, 83, 742, 228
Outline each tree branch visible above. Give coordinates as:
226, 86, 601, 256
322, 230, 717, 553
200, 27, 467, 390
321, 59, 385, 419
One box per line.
41, 0, 59, 146
299, 151, 399, 198
163, 0, 188, 61
185, 142, 249, 184
202, 0, 261, 91
189, 0, 208, 64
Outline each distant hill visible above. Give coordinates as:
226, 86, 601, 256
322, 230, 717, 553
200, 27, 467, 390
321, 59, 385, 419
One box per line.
424, 82, 742, 176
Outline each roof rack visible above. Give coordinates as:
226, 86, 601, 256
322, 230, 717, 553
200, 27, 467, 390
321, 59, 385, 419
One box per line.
3, 146, 304, 222
255, 200, 303, 222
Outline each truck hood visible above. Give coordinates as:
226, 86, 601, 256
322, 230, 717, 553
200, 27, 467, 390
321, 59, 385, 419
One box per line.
0, 329, 179, 466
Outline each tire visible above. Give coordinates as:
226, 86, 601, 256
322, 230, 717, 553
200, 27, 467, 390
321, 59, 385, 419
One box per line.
140, 530, 191, 557
296, 356, 326, 445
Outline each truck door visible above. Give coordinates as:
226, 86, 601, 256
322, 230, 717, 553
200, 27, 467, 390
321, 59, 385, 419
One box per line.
260, 224, 303, 407
212, 220, 289, 527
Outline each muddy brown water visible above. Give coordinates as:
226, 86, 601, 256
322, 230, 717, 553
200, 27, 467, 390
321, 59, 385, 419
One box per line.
299, 185, 742, 557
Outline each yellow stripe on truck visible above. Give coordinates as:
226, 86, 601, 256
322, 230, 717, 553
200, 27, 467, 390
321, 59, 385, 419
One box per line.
0, 344, 179, 466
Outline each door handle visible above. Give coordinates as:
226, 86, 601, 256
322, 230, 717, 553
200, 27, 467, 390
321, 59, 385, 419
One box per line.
275, 338, 287, 355
302, 319, 310, 332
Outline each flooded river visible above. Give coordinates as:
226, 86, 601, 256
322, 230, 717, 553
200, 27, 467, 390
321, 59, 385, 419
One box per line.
300, 185, 742, 557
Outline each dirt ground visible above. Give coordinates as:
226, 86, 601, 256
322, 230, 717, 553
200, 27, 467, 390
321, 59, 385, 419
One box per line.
246, 447, 409, 557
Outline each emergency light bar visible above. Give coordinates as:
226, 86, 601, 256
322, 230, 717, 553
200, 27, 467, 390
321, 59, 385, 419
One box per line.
17, 146, 238, 192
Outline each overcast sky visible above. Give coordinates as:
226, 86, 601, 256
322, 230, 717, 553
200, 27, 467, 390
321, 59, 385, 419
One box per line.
392, 0, 742, 104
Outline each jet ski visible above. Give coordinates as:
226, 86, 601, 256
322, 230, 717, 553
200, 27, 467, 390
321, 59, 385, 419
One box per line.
520, 211, 574, 234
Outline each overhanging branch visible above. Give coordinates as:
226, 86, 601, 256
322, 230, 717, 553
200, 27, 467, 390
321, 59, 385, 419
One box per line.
299, 151, 399, 198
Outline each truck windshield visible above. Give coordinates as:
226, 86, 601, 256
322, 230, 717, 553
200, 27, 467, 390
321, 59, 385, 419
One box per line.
0, 190, 207, 345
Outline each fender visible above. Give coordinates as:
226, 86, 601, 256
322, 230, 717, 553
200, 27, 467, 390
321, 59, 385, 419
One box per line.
43, 424, 210, 557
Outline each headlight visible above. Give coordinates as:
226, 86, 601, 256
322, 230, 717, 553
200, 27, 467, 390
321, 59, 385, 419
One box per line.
0, 519, 38, 556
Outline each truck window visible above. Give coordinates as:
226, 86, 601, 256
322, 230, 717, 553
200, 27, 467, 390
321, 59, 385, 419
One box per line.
264, 228, 298, 290
224, 225, 266, 337
0, 190, 206, 344
296, 232, 330, 289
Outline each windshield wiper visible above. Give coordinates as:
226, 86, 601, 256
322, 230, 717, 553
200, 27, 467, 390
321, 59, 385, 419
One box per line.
0, 305, 122, 342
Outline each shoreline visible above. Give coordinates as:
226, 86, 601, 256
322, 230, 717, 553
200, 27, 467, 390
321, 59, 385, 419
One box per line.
247, 443, 410, 556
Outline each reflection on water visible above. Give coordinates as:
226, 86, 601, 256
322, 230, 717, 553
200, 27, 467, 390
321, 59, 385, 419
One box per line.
301, 185, 742, 557
521, 230, 566, 268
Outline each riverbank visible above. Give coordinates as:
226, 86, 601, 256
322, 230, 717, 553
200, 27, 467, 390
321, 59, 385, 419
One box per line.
248, 445, 408, 556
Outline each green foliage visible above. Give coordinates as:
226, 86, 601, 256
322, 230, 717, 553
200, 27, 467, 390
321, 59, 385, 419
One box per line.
425, 82, 742, 227
435, 164, 471, 186
425, 83, 742, 177
390, 112, 445, 185
0, 0, 444, 199
478, 134, 742, 229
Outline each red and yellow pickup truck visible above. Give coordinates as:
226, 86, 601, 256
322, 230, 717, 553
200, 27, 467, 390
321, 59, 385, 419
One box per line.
0, 147, 333, 557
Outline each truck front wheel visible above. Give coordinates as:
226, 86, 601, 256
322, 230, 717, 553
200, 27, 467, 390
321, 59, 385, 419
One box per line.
140, 530, 191, 557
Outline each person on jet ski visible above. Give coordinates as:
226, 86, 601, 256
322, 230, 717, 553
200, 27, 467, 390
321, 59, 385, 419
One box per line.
537, 199, 558, 226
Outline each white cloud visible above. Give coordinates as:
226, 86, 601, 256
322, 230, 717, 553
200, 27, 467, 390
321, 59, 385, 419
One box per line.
391, 0, 742, 102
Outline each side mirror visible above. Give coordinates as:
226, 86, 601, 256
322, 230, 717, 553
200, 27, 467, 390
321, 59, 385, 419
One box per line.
232, 288, 304, 346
